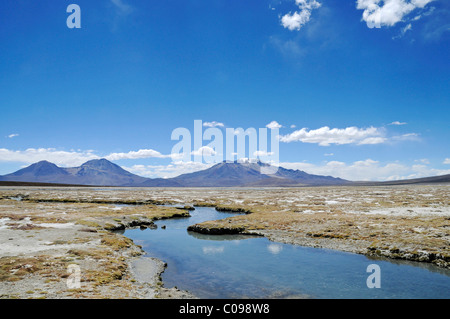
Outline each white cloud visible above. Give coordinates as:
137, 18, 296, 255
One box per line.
203, 121, 225, 128
0, 147, 177, 167
444, 158, 450, 165
391, 132, 421, 142
105, 149, 173, 161
389, 121, 407, 125
402, 22, 412, 33
123, 161, 215, 179
281, 11, 312, 31
356, 0, 434, 28
281, 0, 322, 31
190, 146, 217, 157
0, 148, 99, 167
7, 134, 19, 138
393, 23, 413, 39
279, 125, 421, 146
279, 126, 385, 146
266, 121, 283, 130
280, 159, 450, 181
359, 137, 388, 145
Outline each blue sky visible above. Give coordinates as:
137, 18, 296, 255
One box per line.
0, 0, 449, 181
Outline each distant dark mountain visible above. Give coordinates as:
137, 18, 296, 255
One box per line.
138, 160, 348, 187
272, 165, 348, 186
137, 178, 183, 187
0, 181, 89, 187
64, 159, 148, 186
350, 174, 450, 186
0, 159, 147, 186
0, 159, 348, 187
1, 159, 448, 187
173, 161, 273, 187
0, 161, 72, 184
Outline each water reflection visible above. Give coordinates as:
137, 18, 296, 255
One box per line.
187, 231, 260, 241
267, 243, 283, 255
202, 246, 225, 255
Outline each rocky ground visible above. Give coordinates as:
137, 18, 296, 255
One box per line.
0, 193, 195, 299
0, 185, 449, 299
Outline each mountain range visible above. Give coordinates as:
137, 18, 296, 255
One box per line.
0, 159, 148, 186
0, 159, 448, 187
0, 159, 348, 187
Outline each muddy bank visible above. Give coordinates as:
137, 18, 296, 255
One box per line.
0, 196, 195, 299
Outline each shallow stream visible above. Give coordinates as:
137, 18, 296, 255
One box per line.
124, 206, 450, 299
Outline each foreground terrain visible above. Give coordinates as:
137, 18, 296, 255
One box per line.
0, 185, 448, 299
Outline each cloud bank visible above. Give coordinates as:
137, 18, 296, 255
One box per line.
280, 159, 450, 181
0, 147, 448, 181
123, 161, 215, 179
0, 148, 99, 167
105, 149, 173, 160
0, 148, 174, 167
278, 126, 386, 146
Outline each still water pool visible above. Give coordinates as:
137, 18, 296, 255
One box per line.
124, 206, 450, 299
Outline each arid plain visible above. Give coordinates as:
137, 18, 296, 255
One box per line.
0, 185, 448, 299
